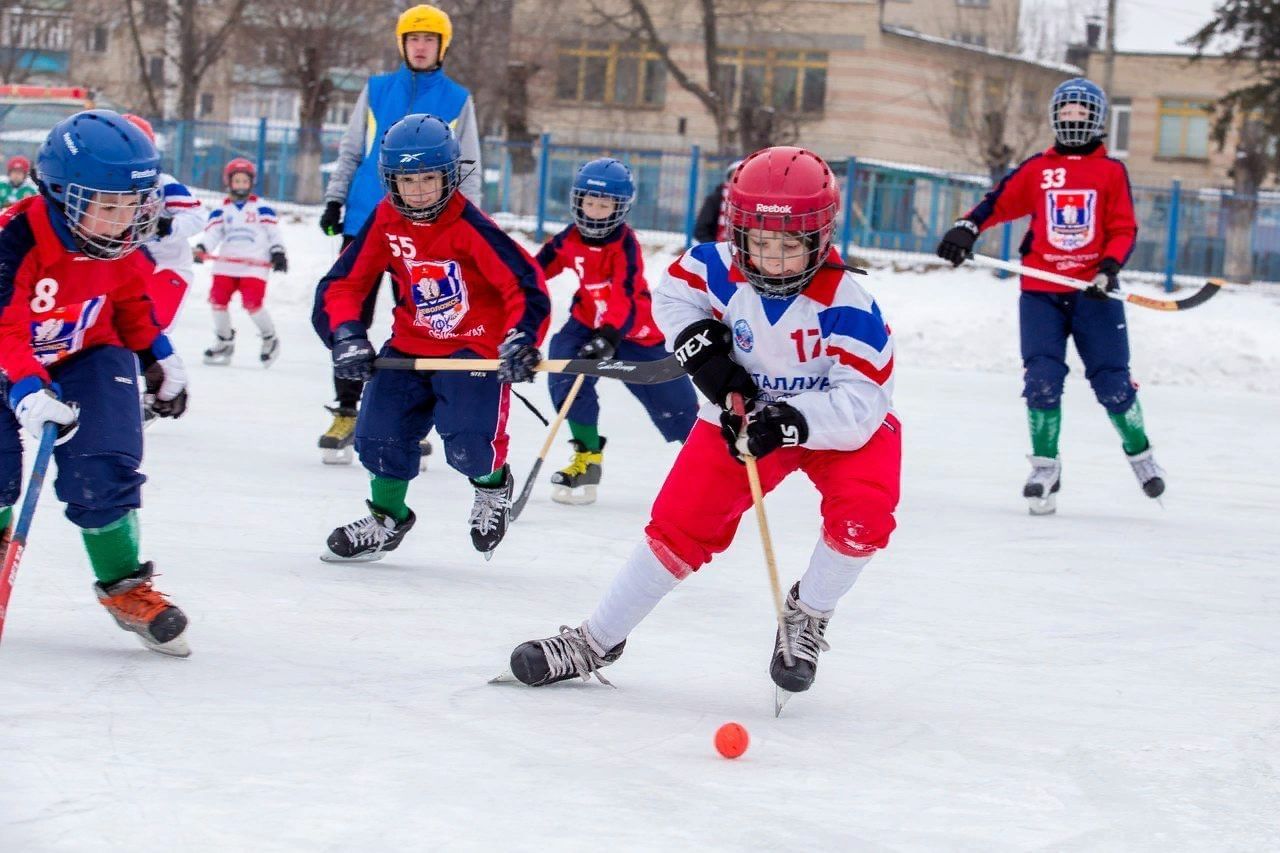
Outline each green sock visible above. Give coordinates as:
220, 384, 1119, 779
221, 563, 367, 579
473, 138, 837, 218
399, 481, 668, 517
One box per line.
82, 511, 141, 586
1108, 399, 1151, 456
370, 476, 411, 523
0, 506, 11, 531
567, 420, 601, 452
471, 468, 506, 487
1028, 407, 1062, 458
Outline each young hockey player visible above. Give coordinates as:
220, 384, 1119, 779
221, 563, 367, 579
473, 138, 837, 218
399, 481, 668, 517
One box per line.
935, 77, 1162, 515
0, 155, 38, 208
313, 113, 548, 560
0, 110, 191, 655
504, 146, 900, 701
535, 158, 697, 504
194, 158, 286, 367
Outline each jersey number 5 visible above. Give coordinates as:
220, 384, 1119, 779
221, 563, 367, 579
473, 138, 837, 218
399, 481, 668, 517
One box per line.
1040, 168, 1066, 189
386, 235, 416, 258
790, 327, 821, 362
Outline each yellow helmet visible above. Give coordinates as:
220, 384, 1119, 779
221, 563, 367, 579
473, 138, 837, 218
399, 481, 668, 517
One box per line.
396, 5, 452, 61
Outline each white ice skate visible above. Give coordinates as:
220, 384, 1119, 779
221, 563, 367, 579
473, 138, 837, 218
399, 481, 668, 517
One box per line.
259, 334, 280, 368
1127, 446, 1166, 502
1023, 455, 1061, 515
202, 331, 235, 366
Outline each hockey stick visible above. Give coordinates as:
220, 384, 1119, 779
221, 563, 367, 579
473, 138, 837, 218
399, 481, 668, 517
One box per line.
374, 355, 686, 385
0, 423, 59, 646
968, 253, 1222, 312
510, 373, 587, 522
732, 394, 794, 669
198, 254, 274, 269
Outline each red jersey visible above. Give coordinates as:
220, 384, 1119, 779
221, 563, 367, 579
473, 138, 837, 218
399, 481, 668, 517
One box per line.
0, 195, 162, 385
317, 193, 549, 357
535, 223, 664, 346
965, 144, 1137, 293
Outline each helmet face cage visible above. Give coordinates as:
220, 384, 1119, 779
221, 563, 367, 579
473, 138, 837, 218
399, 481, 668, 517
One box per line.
380, 157, 460, 222
571, 187, 633, 239
1050, 80, 1108, 147
727, 205, 836, 298
64, 182, 161, 260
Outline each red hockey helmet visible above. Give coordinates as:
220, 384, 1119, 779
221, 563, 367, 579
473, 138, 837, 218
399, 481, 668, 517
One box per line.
122, 113, 157, 144
223, 157, 256, 199
7, 155, 30, 173
726, 146, 839, 297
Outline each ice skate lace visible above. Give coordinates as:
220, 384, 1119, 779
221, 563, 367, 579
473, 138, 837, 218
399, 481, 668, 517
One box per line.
541, 625, 614, 686
778, 605, 830, 665
469, 484, 511, 536
559, 451, 594, 478
1026, 459, 1060, 490
101, 578, 172, 623
323, 415, 356, 440
1129, 454, 1164, 484
343, 515, 391, 549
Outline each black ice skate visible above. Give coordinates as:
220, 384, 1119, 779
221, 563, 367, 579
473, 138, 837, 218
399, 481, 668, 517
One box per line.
771, 582, 832, 714
95, 562, 190, 657
1126, 446, 1166, 500
1023, 454, 1061, 515
319, 404, 357, 465
550, 438, 606, 505
469, 464, 513, 558
259, 334, 280, 368
497, 624, 626, 686
322, 501, 417, 562
203, 331, 235, 366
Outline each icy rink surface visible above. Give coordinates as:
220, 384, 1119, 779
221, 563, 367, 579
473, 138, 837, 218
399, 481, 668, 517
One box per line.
2, 214, 1278, 851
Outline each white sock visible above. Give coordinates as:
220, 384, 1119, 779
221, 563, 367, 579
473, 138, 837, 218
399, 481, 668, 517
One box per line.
585, 540, 681, 651
797, 538, 872, 614
249, 308, 276, 338
212, 308, 232, 338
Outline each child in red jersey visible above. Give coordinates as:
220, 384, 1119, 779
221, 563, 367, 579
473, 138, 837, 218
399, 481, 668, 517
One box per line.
0, 110, 190, 655
313, 114, 548, 561
535, 158, 697, 504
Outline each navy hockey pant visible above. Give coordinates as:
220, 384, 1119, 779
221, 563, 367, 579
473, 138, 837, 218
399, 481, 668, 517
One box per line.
355, 345, 510, 481
547, 318, 698, 443
1019, 290, 1136, 414
0, 346, 145, 529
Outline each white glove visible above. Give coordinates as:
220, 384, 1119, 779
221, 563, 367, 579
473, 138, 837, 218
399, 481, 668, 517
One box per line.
11, 382, 78, 445
140, 335, 189, 419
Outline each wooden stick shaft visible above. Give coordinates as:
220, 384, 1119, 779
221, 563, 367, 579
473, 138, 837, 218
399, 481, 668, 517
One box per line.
538, 373, 587, 460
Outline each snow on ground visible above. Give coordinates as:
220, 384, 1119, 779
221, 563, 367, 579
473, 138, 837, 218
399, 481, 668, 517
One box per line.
2, 208, 1278, 851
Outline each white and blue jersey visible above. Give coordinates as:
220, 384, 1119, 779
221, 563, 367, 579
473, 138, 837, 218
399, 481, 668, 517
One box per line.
143, 173, 203, 283
203, 194, 283, 277
658, 242, 895, 452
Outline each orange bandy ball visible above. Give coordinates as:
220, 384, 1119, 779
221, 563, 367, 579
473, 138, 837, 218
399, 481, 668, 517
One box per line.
714, 722, 749, 758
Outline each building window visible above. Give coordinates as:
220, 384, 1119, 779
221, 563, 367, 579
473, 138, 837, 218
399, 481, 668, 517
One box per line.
1021, 86, 1042, 118
956, 0, 991, 6
953, 32, 988, 47
950, 72, 971, 134
199, 93, 215, 117
1157, 98, 1210, 158
148, 56, 165, 86
554, 41, 666, 108
1110, 97, 1131, 157
717, 48, 828, 116
89, 25, 108, 53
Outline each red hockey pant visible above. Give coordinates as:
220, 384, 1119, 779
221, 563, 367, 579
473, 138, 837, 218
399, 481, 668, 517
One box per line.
210, 274, 267, 312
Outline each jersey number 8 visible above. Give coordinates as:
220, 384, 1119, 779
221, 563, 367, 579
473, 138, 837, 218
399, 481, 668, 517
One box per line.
31, 278, 58, 313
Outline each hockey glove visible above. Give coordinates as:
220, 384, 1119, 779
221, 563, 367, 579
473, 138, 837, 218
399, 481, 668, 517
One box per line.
319, 201, 344, 236
9, 377, 78, 445
936, 219, 979, 267
192, 244, 208, 264
270, 247, 288, 273
137, 335, 188, 418
1086, 257, 1121, 300
155, 215, 173, 239
332, 323, 376, 382
673, 319, 758, 409
719, 402, 809, 460
497, 329, 541, 383
577, 324, 622, 360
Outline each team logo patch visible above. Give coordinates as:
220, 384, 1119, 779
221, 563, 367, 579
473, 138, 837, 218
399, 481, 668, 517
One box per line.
733, 319, 754, 352
1045, 189, 1097, 251
405, 258, 469, 336
31, 297, 106, 366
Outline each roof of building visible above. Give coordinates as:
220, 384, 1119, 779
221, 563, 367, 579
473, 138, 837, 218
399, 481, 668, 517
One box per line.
880, 25, 1084, 76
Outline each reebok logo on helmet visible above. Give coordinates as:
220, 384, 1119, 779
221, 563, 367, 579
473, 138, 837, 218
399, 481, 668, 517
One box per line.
131, 168, 157, 179
400, 153, 424, 163
755, 203, 792, 214
63, 133, 78, 155
586, 178, 608, 187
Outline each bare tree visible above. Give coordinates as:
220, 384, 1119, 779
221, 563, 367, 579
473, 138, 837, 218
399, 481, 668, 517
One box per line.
443, 0, 515, 137
0, 1, 73, 84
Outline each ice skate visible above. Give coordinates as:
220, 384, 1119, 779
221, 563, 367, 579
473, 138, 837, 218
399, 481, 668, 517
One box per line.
202, 331, 235, 366
469, 464, 513, 558
259, 334, 280, 368
499, 623, 625, 687
322, 501, 416, 562
770, 582, 831, 713
1023, 454, 1061, 515
95, 562, 190, 657
1127, 446, 1166, 500
550, 438, 605, 505
319, 404, 357, 465
418, 438, 433, 472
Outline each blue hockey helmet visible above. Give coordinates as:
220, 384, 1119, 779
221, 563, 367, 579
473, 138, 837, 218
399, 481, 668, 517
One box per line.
1050, 78, 1108, 147
35, 109, 161, 259
378, 113, 462, 221
571, 158, 635, 239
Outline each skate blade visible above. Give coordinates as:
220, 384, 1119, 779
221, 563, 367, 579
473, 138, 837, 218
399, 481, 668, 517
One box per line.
775, 687, 795, 717
1027, 494, 1057, 516
482, 550, 495, 562
138, 633, 191, 658
551, 484, 597, 505
319, 549, 386, 564
202, 355, 232, 366
321, 447, 355, 465
488, 669, 520, 685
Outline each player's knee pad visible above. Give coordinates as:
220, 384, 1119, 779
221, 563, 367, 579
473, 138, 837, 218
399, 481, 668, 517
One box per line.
821, 492, 897, 557
1023, 357, 1069, 409
355, 438, 420, 481
55, 452, 145, 529
1089, 368, 1137, 414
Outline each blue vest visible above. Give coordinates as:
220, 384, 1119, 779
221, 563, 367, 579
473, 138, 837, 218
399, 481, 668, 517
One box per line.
345, 66, 471, 235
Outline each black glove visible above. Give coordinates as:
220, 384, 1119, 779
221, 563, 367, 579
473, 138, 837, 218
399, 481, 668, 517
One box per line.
719, 402, 809, 460
270, 247, 288, 273
1086, 257, 1121, 300
672, 319, 757, 409
155, 215, 173, 238
192, 244, 207, 264
577, 324, 621, 360
319, 201, 344, 236
136, 335, 188, 419
331, 323, 375, 382
497, 329, 541, 383
936, 219, 979, 267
